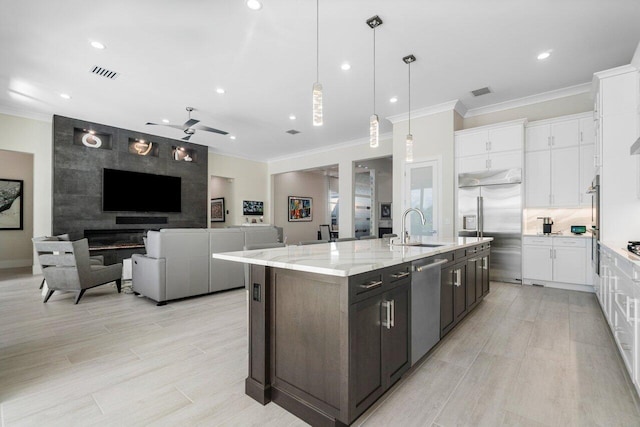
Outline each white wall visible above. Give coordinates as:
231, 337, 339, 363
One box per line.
209, 176, 233, 228
0, 150, 34, 268
392, 111, 456, 239
268, 136, 393, 238
273, 171, 328, 244
463, 92, 593, 129
208, 152, 269, 226
0, 113, 52, 273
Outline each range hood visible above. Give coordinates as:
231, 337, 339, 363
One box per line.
631, 136, 640, 155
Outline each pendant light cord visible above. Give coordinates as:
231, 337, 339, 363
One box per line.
316, 0, 319, 82
373, 27, 376, 113
408, 61, 411, 134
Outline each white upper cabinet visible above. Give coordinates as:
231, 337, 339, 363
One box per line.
579, 117, 595, 145
455, 120, 524, 174
456, 131, 487, 157
525, 112, 595, 208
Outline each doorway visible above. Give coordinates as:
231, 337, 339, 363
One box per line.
210, 176, 233, 228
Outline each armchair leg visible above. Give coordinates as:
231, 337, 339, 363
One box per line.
43, 289, 55, 303
115, 279, 122, 293
75, 289, 86, 304
39, 278, 45, 290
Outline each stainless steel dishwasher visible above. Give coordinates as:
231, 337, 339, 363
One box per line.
411, 257, 447, 366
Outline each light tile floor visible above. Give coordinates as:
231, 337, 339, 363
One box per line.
1, 268, 638, 426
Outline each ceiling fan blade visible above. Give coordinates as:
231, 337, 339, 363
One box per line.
146, 123, 187, 131
183, 119, 199, 129
192, 124, 229, 135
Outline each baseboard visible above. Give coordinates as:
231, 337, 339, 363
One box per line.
0, 259, 32, 269
522, 279, 594, 293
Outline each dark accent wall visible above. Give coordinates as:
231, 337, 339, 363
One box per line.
53, 115, 208, 238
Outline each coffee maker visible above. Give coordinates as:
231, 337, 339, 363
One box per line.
537, 217, 554, 234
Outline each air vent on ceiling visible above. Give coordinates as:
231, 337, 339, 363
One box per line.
90, 65, 120, 80
286, 129, 301, 135
471, 87, 492, 97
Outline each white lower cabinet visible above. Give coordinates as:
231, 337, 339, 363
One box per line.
598, 244, 640, 397
522, 236, 590, 288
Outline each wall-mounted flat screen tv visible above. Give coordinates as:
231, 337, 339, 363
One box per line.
243, 200, 264, 216
103, 168, 181, 212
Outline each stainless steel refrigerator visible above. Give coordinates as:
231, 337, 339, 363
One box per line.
458, 168, 522, 284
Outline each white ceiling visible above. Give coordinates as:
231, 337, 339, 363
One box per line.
1, 0, 639, 161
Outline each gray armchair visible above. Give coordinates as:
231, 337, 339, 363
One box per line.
33, 237, 122, 304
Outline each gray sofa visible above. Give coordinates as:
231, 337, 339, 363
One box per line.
131, 227, 279, 305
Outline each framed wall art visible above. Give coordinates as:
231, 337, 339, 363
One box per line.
288, 196, 312, 222
0, 178, 23, 230
380, 202, 392, 219
210, 197, 225, 222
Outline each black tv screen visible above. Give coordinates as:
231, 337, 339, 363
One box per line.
103, 168, 181, 212
243, 200, 264, 216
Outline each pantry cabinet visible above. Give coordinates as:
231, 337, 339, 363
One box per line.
525, 112, 595, 208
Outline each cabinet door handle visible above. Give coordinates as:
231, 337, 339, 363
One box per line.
382, 300, 392, 329
454, 269, 461, 287
483, 257, 488, 270
485, 159, 489, 169
488, 158, 492, 169
486, 141, 489, 152
552, 135, 555, 146
360, 280, 382, 289
580, 131, 583, 142
390, 299, 395, 328
390, 272, 410, 279
488, 141, 492, 151
550, 248, 553, 259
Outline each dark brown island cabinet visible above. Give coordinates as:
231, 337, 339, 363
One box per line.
440, 242, 491, 337
246, 242, 490, 426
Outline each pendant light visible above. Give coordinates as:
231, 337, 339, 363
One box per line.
312, 0, 323, 126
366, 15, 383, 148
403, 54, 416, 162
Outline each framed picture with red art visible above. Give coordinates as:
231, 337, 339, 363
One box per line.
288, 196, 312, 222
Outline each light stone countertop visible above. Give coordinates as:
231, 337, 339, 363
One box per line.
212, 236, 493, 277
522, 233, 591, 239
600, 241, 640, 267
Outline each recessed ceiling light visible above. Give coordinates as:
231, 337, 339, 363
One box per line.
341, 63, 351, 71
230, 135, 237, 140
289, 114, 296, 120
162, 119, 170, 123
90, 41, 106, 50
537, 51, 551, 60
389, 96, 398, 103
60, 93, 71, 100
216, 88, 225, 94
246, 0, 262, 10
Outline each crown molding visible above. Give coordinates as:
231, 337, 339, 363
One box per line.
267, 132, 393, 164
593, 64, 638, 80
0, 104, 52, 123
387, 99, 465, 124
464, 83, 592, 118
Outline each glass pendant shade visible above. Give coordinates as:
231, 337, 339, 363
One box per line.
369, 114, 379, 148
405, 133, 414, 163
312, 82, 323, 126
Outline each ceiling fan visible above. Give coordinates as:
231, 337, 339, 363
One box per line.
146, 107, 228, 141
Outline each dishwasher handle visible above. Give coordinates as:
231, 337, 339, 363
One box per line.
413, 258, 448, 272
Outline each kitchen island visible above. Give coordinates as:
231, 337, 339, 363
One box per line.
212, 236, 492, 426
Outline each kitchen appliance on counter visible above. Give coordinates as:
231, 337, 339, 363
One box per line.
571, 225, 587, 235
537, 217, 554, 234
587, 175, 600, 275
628, 241, 640, 256
411, 257, 447, 366
458, 168, 522, 283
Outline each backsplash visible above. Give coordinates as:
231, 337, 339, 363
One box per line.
524, 208, 591, 235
